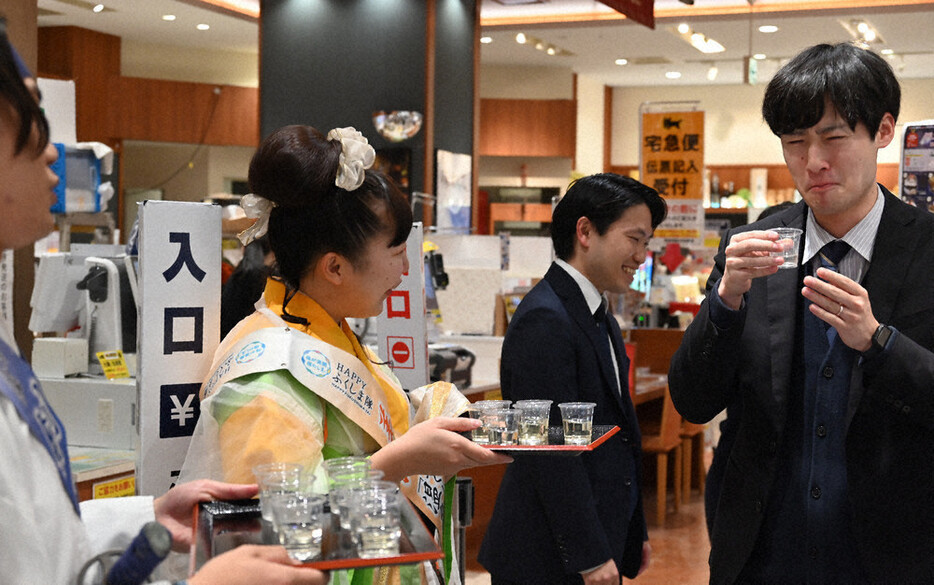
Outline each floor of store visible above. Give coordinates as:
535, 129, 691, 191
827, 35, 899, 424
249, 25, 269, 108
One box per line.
464, 464, 713, 585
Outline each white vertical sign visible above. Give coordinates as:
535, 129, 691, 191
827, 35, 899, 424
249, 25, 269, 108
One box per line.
137, 201, 221, 496
377, 223, 428, 389
0, 250, 13, 335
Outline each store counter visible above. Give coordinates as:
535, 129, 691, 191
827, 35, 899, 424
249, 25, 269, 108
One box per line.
70, 446, 136, 501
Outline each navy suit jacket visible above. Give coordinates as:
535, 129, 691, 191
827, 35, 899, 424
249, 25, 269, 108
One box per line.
670, 187, 934, 584
478, 263, 647, 583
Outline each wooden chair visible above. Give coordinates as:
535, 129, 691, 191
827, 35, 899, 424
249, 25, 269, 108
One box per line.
680, 420, 707, 504
640, 385, 683, 526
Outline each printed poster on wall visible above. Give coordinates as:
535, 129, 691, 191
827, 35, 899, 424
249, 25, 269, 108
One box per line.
640, 109, 705, 248
900, 120, 934, 213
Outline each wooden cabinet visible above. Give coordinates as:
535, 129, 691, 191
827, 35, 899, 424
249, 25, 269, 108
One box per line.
488, 202, 553, 234
479, 98, 576, 158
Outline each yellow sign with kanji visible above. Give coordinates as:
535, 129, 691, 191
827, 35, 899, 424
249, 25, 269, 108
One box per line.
93, 474, 136, 499
96, 349, 131, 379
640, 111, 704, 199
641, 110, 705, 245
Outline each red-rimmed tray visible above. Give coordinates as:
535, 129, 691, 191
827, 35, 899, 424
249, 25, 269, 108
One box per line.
190, 497, 442, 572
471, 424, 620, 455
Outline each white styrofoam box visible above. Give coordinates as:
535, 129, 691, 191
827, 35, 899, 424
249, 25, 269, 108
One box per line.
439, 334, 504, 387
435, 267, 503, 335
32, 337, 88, 378
505, 236, 552, 278
40, 376, 137, 450
429, 234, 501, 269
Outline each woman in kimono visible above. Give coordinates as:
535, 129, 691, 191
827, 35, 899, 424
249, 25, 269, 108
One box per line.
180, 125, 509, 583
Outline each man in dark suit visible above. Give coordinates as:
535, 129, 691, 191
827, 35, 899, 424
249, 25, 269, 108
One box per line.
479, 173, 666, 585
670, 43, 934, 585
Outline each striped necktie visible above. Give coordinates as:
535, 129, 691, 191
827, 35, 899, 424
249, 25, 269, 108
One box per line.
817, 240, 851, 342
819, 240, 851, 273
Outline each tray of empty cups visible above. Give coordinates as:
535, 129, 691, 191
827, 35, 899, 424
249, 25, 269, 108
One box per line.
464, 400, 620, 455
192, 459, 442, 571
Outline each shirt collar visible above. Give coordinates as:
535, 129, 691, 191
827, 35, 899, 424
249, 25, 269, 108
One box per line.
555, 258, 605, 315
803, 185, 883, 264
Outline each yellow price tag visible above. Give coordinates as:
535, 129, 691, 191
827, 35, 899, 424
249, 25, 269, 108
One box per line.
95, 350, 131, 379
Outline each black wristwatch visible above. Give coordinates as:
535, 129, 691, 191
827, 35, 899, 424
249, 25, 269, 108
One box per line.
864, 324, 894, 360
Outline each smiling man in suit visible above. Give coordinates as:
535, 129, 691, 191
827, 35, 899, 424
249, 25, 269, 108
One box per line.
669, 43, 934, 584
479, 173, 667, 585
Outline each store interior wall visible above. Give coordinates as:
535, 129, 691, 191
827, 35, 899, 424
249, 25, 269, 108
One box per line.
122, 40, 258, 87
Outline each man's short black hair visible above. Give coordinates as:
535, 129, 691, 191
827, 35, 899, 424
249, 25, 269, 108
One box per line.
762, 42, 900, 137
551, 173, 667, 261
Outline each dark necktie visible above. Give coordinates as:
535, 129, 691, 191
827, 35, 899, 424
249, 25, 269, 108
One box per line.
817, 240, 851, 341
818, 240, 851, 274
593, 301, 619, 394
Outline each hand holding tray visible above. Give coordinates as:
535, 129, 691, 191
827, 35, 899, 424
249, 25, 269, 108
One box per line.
191, 497, 443, 572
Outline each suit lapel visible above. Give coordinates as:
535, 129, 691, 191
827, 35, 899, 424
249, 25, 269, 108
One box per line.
861, 188, 916, 325
545, 265, 628, 414
765, 206, 807, 430
846, 188, 918, 422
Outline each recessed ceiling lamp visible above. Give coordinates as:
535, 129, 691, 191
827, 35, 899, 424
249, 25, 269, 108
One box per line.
673, 25, 725, 54
840, 19, 884, 45
666, 71, 682, 79
707, 64, 718, 81
615, 58, 629, 66
758, 25, 779, 34
196, 23, 210, 31
753, 53, 766, 60
162, 14, 176, 21
92, 4, 104, 13
514, 32, 573, 56
480, 36, 492, 44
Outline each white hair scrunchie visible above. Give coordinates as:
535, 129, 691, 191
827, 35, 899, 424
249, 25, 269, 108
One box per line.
237, 193, 275, 246
327, 126, 376, 191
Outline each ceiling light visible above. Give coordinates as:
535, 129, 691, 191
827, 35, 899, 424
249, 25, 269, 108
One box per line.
515, 32, 527, 44
615, 58, 628, 66
753, 53, 766, 60
196, 23, 210, 31
675, 25, 726, 54
707, 65, 718, 81
534, 40, 545, 50
546, 46, 557, 56
162, 14, 176, 21
666, 71, 682, 79
480, 36, 492, 44
689, 34, 724, 54
93, 4, 104, 12
677, 22, 690, 34
840, 19, 884, 45
758, 25, 778, 33
881, 48, 894, 55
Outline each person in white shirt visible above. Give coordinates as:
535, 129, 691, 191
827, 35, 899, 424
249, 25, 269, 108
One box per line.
0, 27, 327, 585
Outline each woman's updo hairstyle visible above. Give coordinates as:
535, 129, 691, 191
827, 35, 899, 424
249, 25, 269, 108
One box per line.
248, 125, 413, 291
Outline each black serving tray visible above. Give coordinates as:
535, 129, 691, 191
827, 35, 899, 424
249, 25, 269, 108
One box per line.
191, 496, 443, 572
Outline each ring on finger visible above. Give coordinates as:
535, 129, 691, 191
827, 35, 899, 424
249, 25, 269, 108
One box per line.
837, 304, 844, 317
